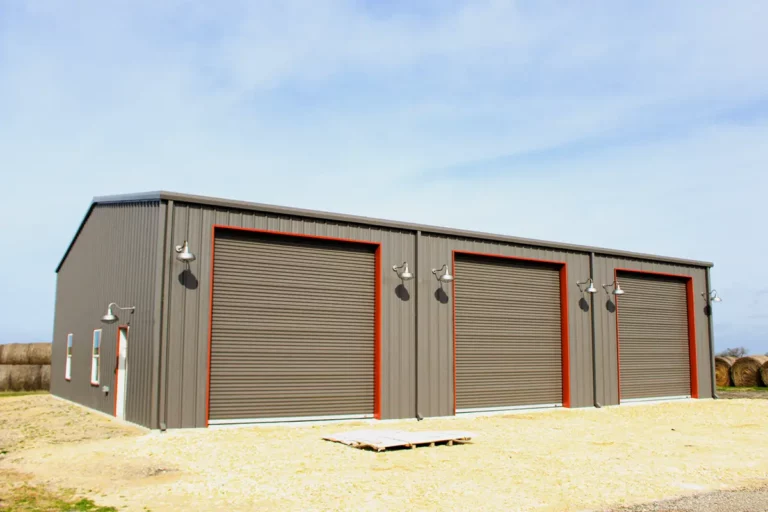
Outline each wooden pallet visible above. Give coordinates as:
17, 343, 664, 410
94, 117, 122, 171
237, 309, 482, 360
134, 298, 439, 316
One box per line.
323, 430, 475, 452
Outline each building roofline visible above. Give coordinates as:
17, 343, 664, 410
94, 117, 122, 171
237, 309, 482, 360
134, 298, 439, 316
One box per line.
56, 190, 714, 272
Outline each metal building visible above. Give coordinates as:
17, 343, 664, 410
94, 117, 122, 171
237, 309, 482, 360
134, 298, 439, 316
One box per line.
50, 192, 717, 429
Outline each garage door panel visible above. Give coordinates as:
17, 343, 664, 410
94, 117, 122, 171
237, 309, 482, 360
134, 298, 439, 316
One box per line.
455, 255, 563, 411
209, 231, 375, 421
617, 273, 691, 401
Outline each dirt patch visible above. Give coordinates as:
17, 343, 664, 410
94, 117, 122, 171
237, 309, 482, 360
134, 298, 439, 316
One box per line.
0, 394, 143, 456
1, 395, 768, 511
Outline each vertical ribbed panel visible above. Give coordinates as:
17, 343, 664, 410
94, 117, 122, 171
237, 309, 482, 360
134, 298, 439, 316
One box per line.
593, 257, 712, 406
454, 255, 563, 409
616, 273, 691, 400
51, 203, 159, 427
165, 204, 416, 427
417, 235, 592, 417
209, 231, 375, 420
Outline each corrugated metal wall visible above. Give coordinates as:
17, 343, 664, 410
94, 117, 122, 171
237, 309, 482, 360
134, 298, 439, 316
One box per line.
162, 203, 416, 428
416, 235, 593, 416
51, 202, 161, 427
593, 256, 713, 406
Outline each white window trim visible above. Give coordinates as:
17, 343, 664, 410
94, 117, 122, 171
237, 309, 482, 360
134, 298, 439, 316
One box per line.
65, 333, 73, 381
90, 329, 101, 386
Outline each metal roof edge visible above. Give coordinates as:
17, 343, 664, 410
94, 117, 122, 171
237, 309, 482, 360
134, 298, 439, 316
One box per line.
55, 193, 163, 273
157, 191, 714, 268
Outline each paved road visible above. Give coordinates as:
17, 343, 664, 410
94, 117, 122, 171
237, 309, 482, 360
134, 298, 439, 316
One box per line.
610, 486, 768, 512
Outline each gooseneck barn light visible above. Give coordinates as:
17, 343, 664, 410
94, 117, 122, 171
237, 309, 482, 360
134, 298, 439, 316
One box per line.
431, 264, 454, 283
703, 289, 722, 303
101, 303, 136, 324
602, 280, 625, 296
175, 241, 196, 262
576, 278, 598, 294
392, 262, 414, 281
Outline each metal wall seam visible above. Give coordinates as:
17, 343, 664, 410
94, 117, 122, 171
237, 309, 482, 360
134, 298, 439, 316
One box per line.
705, 267, 717, 399
158, 199, 174, 430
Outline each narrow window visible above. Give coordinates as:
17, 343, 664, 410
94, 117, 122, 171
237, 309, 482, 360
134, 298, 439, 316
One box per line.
65, 333, 73, 381
91, 329, 101, 385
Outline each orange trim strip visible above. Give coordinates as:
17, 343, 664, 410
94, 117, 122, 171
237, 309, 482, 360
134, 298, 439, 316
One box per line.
614, 268, 621, 402
113, 325, 128, 417
206, 225, 383, 426
452, 251, 457, 414
452, 250, 571, 411
373, 245, 382, 419
614, 268, 698, 401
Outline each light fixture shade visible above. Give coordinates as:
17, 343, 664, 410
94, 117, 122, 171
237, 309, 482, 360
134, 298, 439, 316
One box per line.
399, 264, 414, 281
439, 271, 454, 283
176, 241, 196, 262
712, 294, 722, 302
101, 306, 118, 324
586, 282, 598, 294
613, 283, 625, 295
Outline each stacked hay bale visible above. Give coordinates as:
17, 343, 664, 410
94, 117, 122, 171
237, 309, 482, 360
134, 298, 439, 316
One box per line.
761, 361, 768, 389
730, 355, 768, 388
714, 356, 736, 387
0, 343, 51, 391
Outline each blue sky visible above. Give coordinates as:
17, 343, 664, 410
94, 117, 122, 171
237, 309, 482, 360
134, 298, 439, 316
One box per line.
1, 1, 766, 354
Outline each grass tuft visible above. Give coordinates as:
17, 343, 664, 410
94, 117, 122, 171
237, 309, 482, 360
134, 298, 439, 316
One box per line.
0, 391, 49, 399
0, 482, 117, 512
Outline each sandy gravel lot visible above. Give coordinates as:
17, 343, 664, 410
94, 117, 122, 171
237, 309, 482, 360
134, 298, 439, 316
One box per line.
1, 395, 767, 511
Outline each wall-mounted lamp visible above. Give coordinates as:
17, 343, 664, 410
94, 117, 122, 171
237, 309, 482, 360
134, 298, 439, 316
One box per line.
431, 264, 454, 283
175, 241, 196, 262
576, 278, 598, 294
392, 262, 414, 281
702, 289, 722, 303
602, 280, 625, 296
101, 303, 136, 324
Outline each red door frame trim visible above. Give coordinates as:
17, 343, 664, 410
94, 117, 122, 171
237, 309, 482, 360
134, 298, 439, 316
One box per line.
451, 250, 571, 412
113, 325, 129, 417
614, 268, 699, 401
205, 225, 383, 426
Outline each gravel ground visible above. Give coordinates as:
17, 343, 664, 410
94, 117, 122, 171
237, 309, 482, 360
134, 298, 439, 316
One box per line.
1, 395, 767, 511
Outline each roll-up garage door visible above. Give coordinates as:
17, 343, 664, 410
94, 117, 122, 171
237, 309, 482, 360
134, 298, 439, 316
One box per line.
454, 255, 563, 411
617, 273, 691, 401
209, 230, 375, 423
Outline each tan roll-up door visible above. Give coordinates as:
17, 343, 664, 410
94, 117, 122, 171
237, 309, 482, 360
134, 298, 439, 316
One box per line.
454, 255, 563, 411
616, 273, 691, 401
208, 230, 375, 423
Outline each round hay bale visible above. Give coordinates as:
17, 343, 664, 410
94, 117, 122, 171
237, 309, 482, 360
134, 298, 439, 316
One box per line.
40, 365, 51, 391
0, 344, 30, 365
714, 356, 736, 387
26, 343, 52, 365
731, 356, 768, 387
0, 365, 11, 391
761, 361, 768, 388
7, 365, 42, 391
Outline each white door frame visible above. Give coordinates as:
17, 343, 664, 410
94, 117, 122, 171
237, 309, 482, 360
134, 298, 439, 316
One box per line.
114, 326, 129, 420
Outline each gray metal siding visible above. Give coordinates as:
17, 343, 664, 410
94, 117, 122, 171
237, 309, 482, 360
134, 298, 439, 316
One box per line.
162, 203, 416, 428
454, 255, 563, 409
593, 257, 713, 406
51, 203, 160, 427
417, 235, 593, 417
616, 274, 691, 400
209, 231, 375, 420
